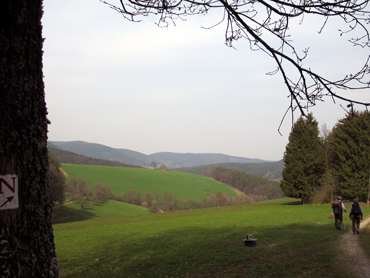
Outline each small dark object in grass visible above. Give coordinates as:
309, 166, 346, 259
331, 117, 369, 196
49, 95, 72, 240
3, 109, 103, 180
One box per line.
243, 239, 258, 247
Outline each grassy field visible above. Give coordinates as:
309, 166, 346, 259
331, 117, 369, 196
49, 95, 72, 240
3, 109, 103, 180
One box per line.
53, 199, 150, 223
53, 198, 370, 277
359, 219, 370, 258
61, 164, 238, 200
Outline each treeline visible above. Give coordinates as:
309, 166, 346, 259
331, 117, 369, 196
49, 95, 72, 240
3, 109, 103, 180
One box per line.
65, 178, 114, 208
176, 161, 284, 181
206, 167, 284, 200
48, 146, 141, 168
119, 188, 274, 212
281, 111, 370, 204
63, 177, 271, 212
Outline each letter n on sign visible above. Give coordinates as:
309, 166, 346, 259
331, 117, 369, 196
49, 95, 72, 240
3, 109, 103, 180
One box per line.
0, 175, 19, 210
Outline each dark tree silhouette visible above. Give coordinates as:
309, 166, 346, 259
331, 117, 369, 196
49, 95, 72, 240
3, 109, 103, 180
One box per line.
281, 113, 324, 204
0, 0, 58, 277
101, 0, 370, 128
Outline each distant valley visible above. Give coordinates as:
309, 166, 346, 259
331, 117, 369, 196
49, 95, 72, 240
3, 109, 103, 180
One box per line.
48, 140, 272, 167
48, 140, 283, 180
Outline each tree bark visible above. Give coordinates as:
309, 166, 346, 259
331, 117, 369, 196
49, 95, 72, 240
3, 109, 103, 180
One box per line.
0, 0, 59, 277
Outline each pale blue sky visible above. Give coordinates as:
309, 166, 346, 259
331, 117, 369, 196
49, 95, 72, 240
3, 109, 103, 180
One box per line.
42, 0, 369, 161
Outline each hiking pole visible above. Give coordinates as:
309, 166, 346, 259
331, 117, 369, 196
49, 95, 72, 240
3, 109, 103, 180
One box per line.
343, 211, 346, 231
344, 213, 346, 231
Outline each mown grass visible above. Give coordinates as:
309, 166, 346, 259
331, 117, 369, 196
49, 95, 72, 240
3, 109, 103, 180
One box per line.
53, 198, 370, 278
61, 164, 237, 199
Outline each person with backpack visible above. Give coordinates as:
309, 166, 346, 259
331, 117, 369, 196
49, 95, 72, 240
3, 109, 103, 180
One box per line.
332, 196, 347, 230
349, 199, 363, 235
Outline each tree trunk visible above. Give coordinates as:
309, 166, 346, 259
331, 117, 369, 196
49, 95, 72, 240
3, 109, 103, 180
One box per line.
0, 1, 59, 277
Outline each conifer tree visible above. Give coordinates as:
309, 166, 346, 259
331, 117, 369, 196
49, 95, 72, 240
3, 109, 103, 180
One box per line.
319, 124, 337, 203
330, 111, 370, 201
281, 114, 324, 204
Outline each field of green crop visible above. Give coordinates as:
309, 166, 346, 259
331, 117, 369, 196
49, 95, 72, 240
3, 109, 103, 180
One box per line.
61, 164, 238, 200
53, 198, 370, 278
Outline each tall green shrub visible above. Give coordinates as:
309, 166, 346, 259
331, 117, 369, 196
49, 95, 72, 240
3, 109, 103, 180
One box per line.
330, 111, 370, 201
281, 113, 324, 204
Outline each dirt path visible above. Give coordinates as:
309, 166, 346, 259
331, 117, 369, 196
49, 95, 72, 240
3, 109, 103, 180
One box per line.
339, 216, 370, 277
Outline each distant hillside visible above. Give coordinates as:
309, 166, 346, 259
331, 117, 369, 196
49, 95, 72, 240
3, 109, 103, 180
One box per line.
148, 152, 267, 168
48, 146, 141, 168
48, 140, 273, 168
176, 160, 284, 181
48, 141, 154, 166
208, 167, 283, 199
61, 164, 239, 200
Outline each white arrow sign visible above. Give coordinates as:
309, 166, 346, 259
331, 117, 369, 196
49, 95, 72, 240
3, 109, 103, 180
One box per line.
0, 175, 19, 210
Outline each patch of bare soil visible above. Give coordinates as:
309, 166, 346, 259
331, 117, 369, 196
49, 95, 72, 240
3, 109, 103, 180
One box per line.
339, 216, 370, 278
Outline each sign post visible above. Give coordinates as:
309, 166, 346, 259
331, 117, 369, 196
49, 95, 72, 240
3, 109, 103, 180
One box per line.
0, 175, 19, 209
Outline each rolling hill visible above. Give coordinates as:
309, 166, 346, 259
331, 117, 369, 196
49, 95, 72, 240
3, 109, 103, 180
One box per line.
61, 164, 239, 200
49, 141, 153, 166
48, 140, 273, 168
176, 160, 284, 180
48, 146, 141, 168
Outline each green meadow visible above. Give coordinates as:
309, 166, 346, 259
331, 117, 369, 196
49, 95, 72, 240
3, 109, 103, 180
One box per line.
53, 198, 370, 278
61, 164, 238, 199
55, 200, 150, 223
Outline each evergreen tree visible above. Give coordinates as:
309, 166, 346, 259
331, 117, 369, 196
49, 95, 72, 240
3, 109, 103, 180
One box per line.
330, 111, 370, 201
318, 124, 337, 203
281, 114, 324, 204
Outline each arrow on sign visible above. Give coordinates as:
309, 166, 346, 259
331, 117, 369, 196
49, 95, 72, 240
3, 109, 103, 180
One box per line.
0, 196, 14, 208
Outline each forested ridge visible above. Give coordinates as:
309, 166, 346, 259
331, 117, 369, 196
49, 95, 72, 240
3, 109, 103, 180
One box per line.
48, 146, 141, 168
176, 161, 283, 180
208, 167, 283, 200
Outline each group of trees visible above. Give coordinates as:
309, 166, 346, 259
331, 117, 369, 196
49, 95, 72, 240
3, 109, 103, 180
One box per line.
208, 167, 283, 200
119, 188, 270, 212
179, 161, 284, 180
120, 189, 214, 212
281, 111, 370, 204
61, 178, 268, 213
64, 178, 114, 208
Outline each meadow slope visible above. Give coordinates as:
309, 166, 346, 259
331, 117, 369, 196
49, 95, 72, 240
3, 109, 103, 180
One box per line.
53, 198, 370, 278
61, 164, 239, 200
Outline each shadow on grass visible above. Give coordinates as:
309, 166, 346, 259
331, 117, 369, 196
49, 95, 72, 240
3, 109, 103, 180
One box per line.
282, 200, 302, 205
93, 199, 109, 207
52, 206, 97, 224
76, 221, 342, 278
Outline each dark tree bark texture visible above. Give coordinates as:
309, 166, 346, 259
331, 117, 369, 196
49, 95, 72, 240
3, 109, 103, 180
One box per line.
0, 1, 59, 277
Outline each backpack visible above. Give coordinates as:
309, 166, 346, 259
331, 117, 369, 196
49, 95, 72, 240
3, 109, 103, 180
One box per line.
352, 203, 361, 216
332, 200, 342, 215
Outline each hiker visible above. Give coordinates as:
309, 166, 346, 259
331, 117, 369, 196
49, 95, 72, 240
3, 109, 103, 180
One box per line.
349, 199, 363, 235
332, 196, 347, 230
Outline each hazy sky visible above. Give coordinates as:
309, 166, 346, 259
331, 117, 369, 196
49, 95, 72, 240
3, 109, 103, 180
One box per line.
42, 0, 369, 161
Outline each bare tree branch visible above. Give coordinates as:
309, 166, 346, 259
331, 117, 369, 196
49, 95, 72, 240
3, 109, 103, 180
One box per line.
100, 0, 370, 129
